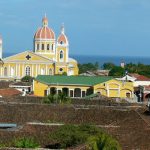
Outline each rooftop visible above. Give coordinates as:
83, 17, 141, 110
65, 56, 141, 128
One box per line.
35, 75, 113, 86
129, 73, 150, 81
0, 88, 21, 97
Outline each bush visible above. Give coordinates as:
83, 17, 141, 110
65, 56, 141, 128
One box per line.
43, 93, 71, 104
14, 137, 39, 148
88, 134, 121, 150
21, 75, 34, 82
48, 124, 121, 149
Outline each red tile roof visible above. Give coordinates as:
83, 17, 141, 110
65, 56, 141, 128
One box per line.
129, 73, 150, 81
0, 88, 21, 97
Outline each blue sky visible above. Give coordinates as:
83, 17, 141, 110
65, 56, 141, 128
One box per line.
0, 0, 150, 57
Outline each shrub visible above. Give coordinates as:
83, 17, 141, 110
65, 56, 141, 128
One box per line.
21, 75, 34, 82
48, 124, 122, 149
87, 132, 122, 150
14, 137, 39, 148
49, 124, 87, 148
43, 93, 71, 104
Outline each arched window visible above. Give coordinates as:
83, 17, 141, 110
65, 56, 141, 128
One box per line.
47, 44, 50, 50
4, 67, 7, 76
49, 69, 53, 75
42, 44, 44, 50
60, 41, 63, 45
51, 44, 54, 51
25, 66, 30, 76
37, 44, 39, 50
60, 50, 63, 59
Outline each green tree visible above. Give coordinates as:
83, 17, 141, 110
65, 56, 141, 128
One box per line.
109, 66, 125, 77
21, 75, 34, 82
78, 62, 99, 74
103, 63, 115, 70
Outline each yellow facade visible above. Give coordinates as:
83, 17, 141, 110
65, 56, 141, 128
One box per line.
94, 79, 134, 98
33, 78, 134, 99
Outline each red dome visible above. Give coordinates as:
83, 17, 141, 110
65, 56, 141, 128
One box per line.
34, 27, 55, 39
57, 34, 68, 44
34, 16, 55, 40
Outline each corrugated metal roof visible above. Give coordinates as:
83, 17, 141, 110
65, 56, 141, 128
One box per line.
35, 75, 113, 86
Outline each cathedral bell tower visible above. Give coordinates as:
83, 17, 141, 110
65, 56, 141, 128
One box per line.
56, 24, 69, 63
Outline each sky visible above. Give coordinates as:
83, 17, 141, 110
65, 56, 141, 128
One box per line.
0, 0, 150, 57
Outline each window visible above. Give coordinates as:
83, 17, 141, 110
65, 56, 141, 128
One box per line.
47, 44, 50, 50
25, 66, 30, 76
37, 44, 39, 50
42, 44, 44, 50
60, 51, 63, 59
59, 68, 63, 72
51, 44, 54, 51
126, 92, 131, 98
4, 67, 7, 76
60, 41, 63, 45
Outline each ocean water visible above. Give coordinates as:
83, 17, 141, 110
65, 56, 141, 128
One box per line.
71, 55, 150, 67
3, 53, 150, 67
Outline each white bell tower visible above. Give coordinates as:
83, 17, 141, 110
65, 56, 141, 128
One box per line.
0, 35, 2, 59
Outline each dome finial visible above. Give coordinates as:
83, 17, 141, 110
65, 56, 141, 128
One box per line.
61, 23, 65, 34
42, 14, 48, 27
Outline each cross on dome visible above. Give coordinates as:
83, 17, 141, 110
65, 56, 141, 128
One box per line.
42, 14, 48, 27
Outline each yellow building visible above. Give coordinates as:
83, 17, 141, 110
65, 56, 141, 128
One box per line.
33, 75, 134, 99
0, 16, 78, 80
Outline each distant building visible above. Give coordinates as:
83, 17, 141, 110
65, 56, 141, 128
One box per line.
116, 73, 150, 102
0, 15, 78, 80
120, 60, 125, 68
80, 70, 110, 76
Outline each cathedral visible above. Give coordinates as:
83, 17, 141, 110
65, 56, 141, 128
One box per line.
0, 16, 78, 80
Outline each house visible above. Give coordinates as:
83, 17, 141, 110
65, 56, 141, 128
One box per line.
9, 82, 32, 94
33, 75, 134, 99
116, 73, 150, 102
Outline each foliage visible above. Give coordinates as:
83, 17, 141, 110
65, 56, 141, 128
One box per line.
78, 62, 99, 74
88, 134, 121, 150
103, 62, 115, 70
43, 92, 71, 104
14, 137, 39, 148
48, 124, 121, 149
106, 62, 150, 77
62, 72, 67, 75
109, 66, 125, 77
21, 75, 34, 82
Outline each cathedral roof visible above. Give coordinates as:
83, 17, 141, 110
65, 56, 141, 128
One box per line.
57, 34, 68, 44
34, 16, 55, 40
57, 24, 68, 45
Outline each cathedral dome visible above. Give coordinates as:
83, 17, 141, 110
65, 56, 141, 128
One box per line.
34, 16, 55, 40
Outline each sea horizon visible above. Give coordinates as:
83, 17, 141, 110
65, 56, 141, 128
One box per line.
3, 52, 150, 67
